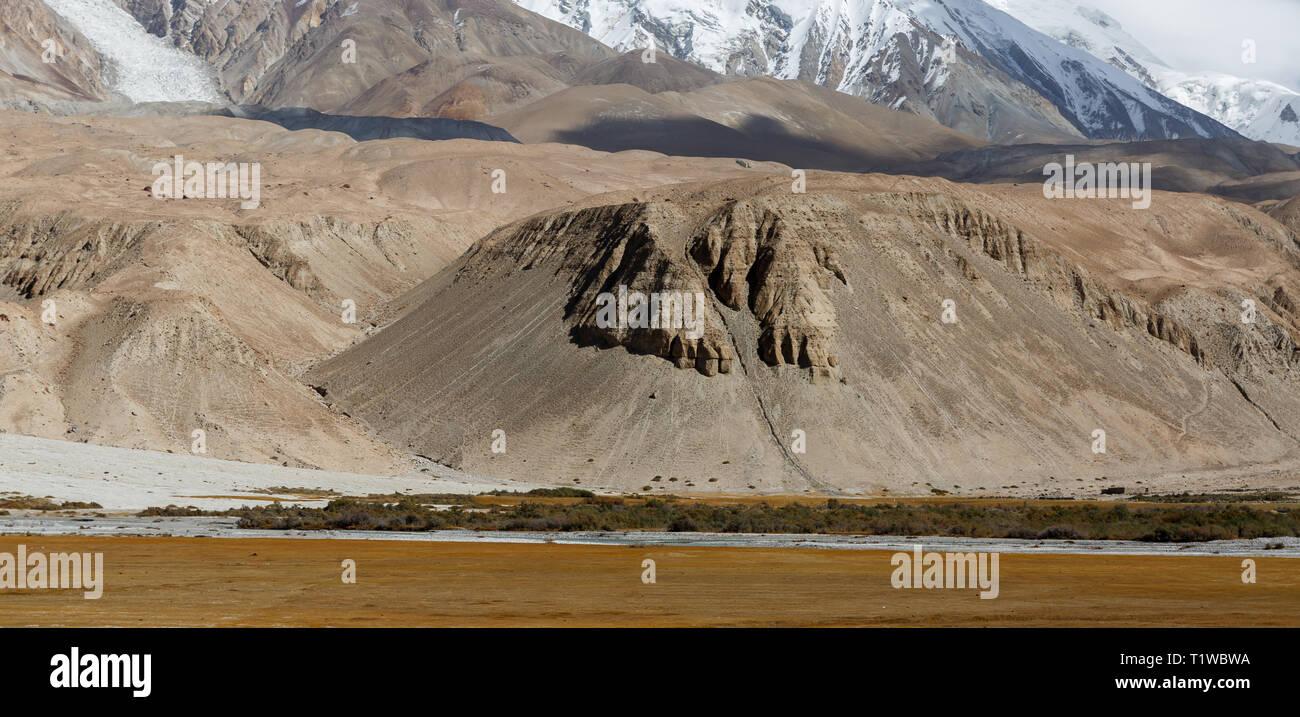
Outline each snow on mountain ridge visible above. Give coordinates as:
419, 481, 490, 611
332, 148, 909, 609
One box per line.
513, 0, 1238, 141
1157, 70, 1300, 147
989, 0, 1300, 146
892, 0, 1232, 139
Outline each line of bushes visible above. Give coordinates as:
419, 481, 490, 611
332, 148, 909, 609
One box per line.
203, 497, 1300, 542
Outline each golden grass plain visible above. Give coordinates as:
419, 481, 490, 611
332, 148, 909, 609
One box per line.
0, 536, 1295, 627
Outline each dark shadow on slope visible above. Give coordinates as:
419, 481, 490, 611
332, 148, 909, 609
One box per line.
552, 114, 901, 173
895, 137, 1300, 201
214, 105, 520, 143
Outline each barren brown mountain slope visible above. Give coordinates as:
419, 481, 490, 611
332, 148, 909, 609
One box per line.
0, 0, 109, 108
337, 51, 722, 122
492, 71, 984, 171
5, 0, 987, 173
1263, 195, 1300, 235
309, 173, 1300, 495
0, 110, 778, 471
330, 48, 987, 171
95, 0, 1089, 148
336, 51, 578, 121
109, 0, 613, 107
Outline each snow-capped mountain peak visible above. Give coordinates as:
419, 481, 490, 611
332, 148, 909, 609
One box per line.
514, 0, 1238, 142
988, 0, 1300, 146
889, 0, 1234, 139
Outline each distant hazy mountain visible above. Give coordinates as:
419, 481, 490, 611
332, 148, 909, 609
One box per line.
988, 0, 1300, 146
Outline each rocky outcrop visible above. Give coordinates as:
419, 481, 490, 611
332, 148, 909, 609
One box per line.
460, 203, 735, 376
689, 200, 846, 375
457, 190, 1300, 407
909, 195, 1208, 366
0, 203, 151, 298
462, 199, 854, 377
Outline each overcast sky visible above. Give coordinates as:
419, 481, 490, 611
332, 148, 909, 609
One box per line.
1083, 0, 1300, 90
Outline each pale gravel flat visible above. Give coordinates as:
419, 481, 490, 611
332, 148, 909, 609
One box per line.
4, 431, 1298, 558
0, 432, 544, 511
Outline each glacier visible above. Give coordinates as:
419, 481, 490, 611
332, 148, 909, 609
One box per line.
42, 0, 223, 104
